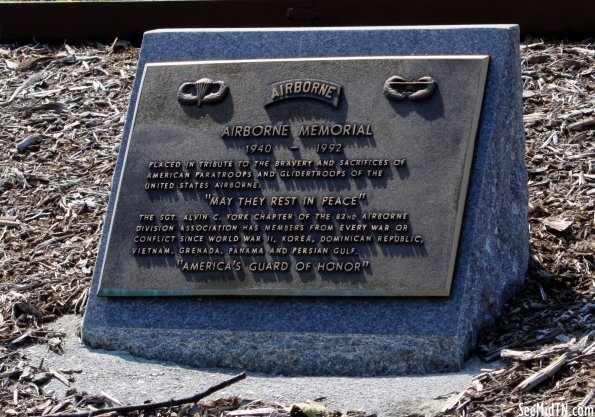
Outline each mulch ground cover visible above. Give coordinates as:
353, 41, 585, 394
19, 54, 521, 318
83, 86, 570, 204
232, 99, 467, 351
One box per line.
0, 38, 593, 416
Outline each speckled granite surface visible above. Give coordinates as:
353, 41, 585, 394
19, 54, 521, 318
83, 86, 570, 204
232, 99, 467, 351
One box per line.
82, 26, 528, 375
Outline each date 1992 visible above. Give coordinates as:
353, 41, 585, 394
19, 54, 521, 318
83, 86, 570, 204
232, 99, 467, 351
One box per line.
316, 143, 343, 153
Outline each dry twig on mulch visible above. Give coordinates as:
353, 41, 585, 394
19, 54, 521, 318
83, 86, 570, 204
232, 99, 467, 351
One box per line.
0, 38, 593, 416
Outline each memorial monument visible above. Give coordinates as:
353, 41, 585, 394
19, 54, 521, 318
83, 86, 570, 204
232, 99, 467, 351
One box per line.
82, 25, 529, 375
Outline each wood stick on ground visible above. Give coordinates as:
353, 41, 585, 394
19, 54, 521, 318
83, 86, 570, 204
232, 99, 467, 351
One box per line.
500, 349, 536, 361
225, 408, 279, 416
515, 352, 573, 392
0, 217, 20, 228
49, 367, 71, 387
0, 73, 44, 107
441, 390, 467, 413
42, 372, 247, 417
579, 389, 594, 408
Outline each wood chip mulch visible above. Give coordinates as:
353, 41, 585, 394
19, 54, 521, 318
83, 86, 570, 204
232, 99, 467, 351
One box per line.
0, 38, 593, 417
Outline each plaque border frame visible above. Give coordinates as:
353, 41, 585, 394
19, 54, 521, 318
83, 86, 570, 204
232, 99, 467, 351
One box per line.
97, 55, 489, 298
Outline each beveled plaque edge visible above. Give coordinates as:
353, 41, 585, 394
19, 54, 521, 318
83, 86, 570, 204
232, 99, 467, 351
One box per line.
97, 55, 490, 298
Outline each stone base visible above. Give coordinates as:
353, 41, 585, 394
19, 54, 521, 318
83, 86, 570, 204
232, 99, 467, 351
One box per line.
82, 25, 528, 376
83, 327, 461, 376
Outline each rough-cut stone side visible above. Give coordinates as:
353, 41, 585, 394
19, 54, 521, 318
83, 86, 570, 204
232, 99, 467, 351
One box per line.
453, 26, 529, 361
83, 328, 461, 376
82, 25, 528, 376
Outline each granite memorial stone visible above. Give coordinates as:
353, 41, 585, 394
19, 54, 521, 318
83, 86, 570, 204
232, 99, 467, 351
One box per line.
82, 25, 529, 375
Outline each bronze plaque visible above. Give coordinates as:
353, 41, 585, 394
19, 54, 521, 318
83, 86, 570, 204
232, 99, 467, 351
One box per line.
98, 56, 489, 297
